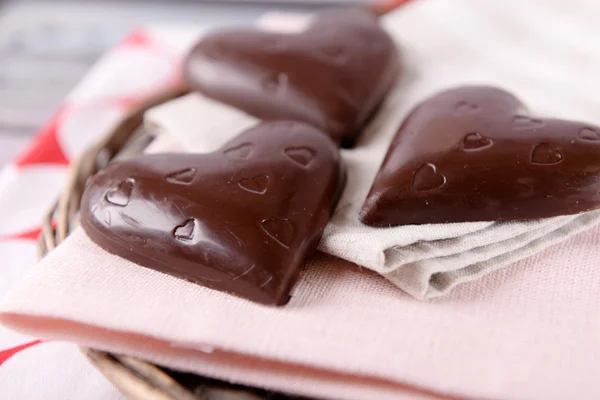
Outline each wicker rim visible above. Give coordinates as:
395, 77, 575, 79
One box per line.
36, 85, 198, 400
83, 350, 199, 400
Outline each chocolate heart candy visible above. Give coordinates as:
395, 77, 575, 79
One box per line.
184, 9, 400, 147
360, 86, 600, 225
81, 122, 345, 305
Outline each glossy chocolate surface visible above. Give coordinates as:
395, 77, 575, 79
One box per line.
184, 9, 400, 147
81, 122, 345, 305
361, 86, 600, 225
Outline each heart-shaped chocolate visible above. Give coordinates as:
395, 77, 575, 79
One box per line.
184, 9, 400, 147
360, 86, 600, 225
81, 122, 345, 305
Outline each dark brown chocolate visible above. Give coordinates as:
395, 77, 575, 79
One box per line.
184, 9, 400, 147
81, 122, 345, 305
360, 86, 600, 225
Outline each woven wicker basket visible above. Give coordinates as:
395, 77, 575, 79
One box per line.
36, 87, 310, 400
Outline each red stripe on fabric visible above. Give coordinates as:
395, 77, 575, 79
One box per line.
0, 227, 43, 242
112, 96, 145, 109
14, 107, 70, 167
373, 0, 415, 14
119, 29, 152, 48
117, 29, 180, 59
0, 340, 43, 367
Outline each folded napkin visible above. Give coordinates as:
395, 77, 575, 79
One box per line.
4, 1, 600, 399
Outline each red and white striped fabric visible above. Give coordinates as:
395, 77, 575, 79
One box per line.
0, 26, 201, 399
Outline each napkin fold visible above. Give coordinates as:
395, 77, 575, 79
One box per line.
146, 88, 600, 300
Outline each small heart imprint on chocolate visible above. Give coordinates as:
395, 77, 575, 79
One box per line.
103, 210, 111, 226
261, 73, 289, 96
336, 82, 359, 110
412, 163, 446, 192
261, 37, 287, 53
166, 168, 196, 185
238, 174, 269, 194
285, 147, 316, 167
361, 85, 600, 225
319, 45, 349, 64
512, 115, 544, 129
119, 212, 142, 228
173, 218, 196, 241
224, 142, 253, 159
515, 178, 535, 197
454, 101, 479, 114
105, 178, 134, 206
261, 217, 294, 248
531, 143, 563, 165
462, 132, 493, 151
81, 121, 345, 305
579, 128, 600, 141
202, 42, 231, 60
184, 9, 400, 146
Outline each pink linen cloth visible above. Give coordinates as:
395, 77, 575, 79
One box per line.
2, 0, 600, 399
1, 220, 600, 400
